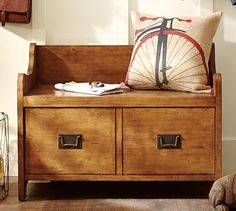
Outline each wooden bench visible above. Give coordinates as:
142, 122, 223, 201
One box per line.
18, 43, 222, 201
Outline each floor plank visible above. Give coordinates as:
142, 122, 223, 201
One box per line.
0, 177, 215, 211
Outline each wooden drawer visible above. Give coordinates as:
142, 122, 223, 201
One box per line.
123, 108, 215, 175
25, 108, 115, 175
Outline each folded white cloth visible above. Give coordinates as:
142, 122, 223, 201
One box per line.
54, 82, 129, 96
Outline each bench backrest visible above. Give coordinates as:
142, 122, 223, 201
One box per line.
35, 44, 216, 85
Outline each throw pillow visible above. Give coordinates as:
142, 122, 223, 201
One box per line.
125, 11, 222, 93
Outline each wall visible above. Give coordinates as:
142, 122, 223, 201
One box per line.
45, 0, 128, 45
0, 26, 31, 176
214, 0, 236, 175
0, 0, 235, 176
0, 0, 44, 176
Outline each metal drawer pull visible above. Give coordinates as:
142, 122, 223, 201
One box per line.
58, 134, 82, 149
157, 134, 181, 149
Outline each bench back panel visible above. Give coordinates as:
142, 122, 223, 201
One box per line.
36, 44, 215, 85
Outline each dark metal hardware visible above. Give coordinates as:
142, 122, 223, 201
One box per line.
58, 134, 82, 149
157, 134, 181, 149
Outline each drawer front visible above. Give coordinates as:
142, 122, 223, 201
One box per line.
123, 108, 215, 175
25, 108, 115, 175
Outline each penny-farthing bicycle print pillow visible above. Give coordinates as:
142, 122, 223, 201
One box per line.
125, 12, 222, 93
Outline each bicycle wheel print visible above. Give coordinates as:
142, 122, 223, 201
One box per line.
126, 30, 210, 93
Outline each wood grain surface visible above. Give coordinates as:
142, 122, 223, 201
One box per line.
25, 174, 217, 181
25, 108, 116, 175
123, 108, 215, 175
17, 74, 26, 201
115, 108, 123, 175
214, 73, 222, 178
36, 45, 133, 84
23, 85, 215, 108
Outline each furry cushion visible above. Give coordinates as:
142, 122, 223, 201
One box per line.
125, 12, 222, 93
209, 172, 236, 211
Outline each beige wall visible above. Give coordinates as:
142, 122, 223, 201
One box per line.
0, 26, 31, 176
214, 0, 236, 175
0, 0, 235, 176
0, 0, 45, 176
45, 0, 128, 45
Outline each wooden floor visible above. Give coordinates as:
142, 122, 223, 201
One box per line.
0, 177, 215, 211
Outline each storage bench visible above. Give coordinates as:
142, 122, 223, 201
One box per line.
17, 43, 222, 201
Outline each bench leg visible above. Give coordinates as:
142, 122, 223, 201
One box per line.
18, 178, 28, 201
